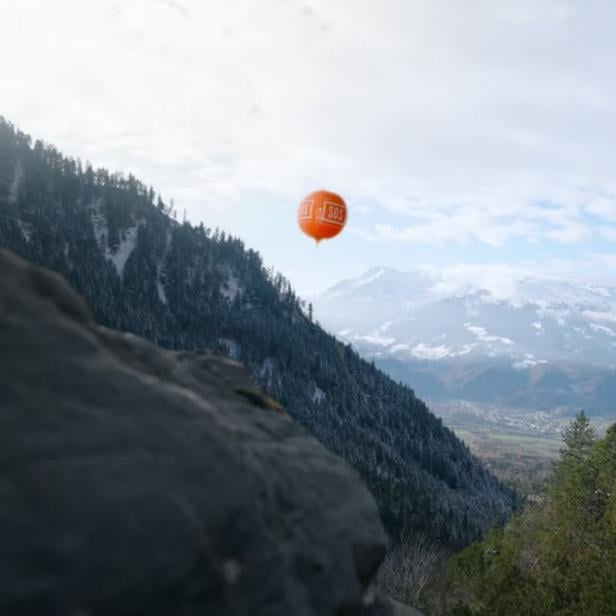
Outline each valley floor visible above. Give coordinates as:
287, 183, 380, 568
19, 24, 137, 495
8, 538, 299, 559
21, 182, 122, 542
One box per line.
429, 399, 616, 498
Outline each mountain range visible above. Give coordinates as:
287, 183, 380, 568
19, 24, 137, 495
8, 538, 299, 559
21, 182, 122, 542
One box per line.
314, 267, 616, 415
0, 117, 514, 545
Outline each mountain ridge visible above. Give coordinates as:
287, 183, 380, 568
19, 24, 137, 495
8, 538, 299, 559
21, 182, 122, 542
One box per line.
314, 266, 616, 414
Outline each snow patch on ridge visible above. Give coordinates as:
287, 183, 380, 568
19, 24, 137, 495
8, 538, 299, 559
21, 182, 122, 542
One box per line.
355, 333, 396, 347
513, 354, 548, 369
394, 341, 477, 360
465, 323, 514, 345
411, 343, 453, 360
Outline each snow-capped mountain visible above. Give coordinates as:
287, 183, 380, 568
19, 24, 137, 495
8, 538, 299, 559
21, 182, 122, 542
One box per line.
314, 267, 616, 414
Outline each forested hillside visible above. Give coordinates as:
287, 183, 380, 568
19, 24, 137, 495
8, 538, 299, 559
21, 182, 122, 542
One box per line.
0, 117, 514, 545
444, 412, 616, 614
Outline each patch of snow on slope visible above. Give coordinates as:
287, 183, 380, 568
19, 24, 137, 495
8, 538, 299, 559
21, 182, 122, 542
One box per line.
355, 333, 396, 347
454, 344, 475, 356
411, 343, 454, 360
221, 272, 241, 301
156, 230, 172, 305
108, 226, 139, 277
17, 220, 31, 242
404, 342, 476, 360
157, 281, 167, 305
390, 343, 412, 353
8, 160, 23, 204
312, 384, 326, 404
513, 354, 548, 369
465, 323, 514, 345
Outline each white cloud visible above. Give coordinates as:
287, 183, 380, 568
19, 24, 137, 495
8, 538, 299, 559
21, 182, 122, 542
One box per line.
544, 222, 591, 244
599, 226, 616, 242
3, 2, 616, 216
421, 257, 616, 302
3, 0, 616, 291
588, 197, 616, 222
429, 263, 529, 300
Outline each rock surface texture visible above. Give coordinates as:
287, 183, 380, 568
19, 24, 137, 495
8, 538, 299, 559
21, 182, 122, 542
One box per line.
0, 249, 395, 615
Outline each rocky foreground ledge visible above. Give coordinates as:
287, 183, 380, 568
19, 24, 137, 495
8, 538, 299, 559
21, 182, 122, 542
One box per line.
0, 248, 418, 616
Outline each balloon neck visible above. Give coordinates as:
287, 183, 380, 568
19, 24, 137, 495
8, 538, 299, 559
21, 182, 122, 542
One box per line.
315, 238, 321, 246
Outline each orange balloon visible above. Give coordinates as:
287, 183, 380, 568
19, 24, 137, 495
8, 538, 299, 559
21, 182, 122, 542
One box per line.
297, 190, 347, 243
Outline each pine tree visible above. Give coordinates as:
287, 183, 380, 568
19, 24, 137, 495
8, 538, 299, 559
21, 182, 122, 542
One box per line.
445, 416, 616, 616
553, 410, 597, 489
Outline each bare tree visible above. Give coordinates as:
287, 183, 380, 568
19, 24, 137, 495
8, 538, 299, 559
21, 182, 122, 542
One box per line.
376, 532, 447, 607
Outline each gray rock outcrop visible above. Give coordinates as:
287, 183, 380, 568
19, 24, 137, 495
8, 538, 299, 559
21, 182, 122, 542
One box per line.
0, 248, 390, 615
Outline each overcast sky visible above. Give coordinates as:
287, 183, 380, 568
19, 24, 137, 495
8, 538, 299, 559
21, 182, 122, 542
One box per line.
2, 0, 616, 294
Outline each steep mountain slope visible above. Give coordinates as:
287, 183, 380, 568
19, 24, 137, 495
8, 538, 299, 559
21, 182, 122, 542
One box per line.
0, 117, 514, 545
314, 267, 616, 413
